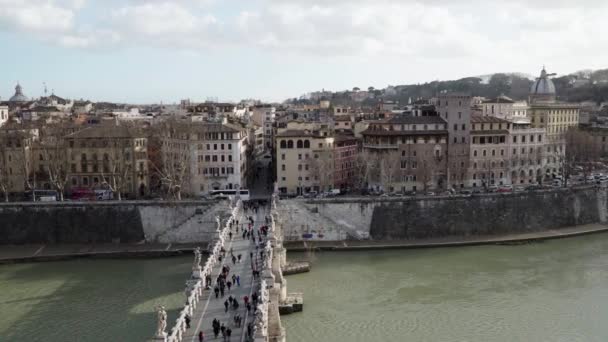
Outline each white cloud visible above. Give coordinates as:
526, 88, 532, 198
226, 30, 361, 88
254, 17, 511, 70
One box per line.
0, 0, 76, 32
0, 0, 606, 76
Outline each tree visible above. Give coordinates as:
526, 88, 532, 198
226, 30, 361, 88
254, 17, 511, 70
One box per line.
352, 151, 377, 191
39, 123, 71, 201
0, 139, 10, 202
101, 147, 131, 201
149, 120, 192, 200
309, 152, 334, 192
378, 151, 400, 192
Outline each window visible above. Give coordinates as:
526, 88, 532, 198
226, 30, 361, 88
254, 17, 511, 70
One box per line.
297, 140, 303, 148
281, 164, 285, 171
462, 124, 465, 130
280, 141, 286, 149
454, 124, 458, 131
298, 154, 302, 160
228, 144, 232, 150
221, 155, 225, 162
298, 164, 302, 171
304, 140, 310, 148
221, 144, 225, 150
474, 150, 477, 157
513, 136, 517, 143
287, 140, 294, 148
281, 154, 285, 160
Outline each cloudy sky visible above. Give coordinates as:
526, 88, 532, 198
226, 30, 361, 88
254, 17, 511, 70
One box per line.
0, 0, 605, 103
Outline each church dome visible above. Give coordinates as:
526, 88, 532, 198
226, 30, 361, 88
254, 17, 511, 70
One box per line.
530, 68, 556, 95
9, 83, 29, 102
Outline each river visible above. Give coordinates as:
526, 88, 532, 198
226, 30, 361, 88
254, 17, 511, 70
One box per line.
2, 234, 608, 341
282, 234, 608, 342
0, 256, 192, 342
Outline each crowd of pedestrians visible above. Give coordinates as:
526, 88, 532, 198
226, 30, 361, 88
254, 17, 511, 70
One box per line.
189, 200, 269, 341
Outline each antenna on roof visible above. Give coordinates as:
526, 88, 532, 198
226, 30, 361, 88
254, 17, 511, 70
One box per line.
43, 82, 47, 96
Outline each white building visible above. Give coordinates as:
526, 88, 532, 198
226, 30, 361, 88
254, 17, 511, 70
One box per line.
0, 105, 8, 127
191, 121, 249, 195
251, 105, 276, 151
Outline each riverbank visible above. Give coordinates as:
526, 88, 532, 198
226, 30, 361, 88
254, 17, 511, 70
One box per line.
283, 223, 608, 251
0, 242, 203, 264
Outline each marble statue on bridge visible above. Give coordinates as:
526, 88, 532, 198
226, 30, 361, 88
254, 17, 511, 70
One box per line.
155, 305, 167, 338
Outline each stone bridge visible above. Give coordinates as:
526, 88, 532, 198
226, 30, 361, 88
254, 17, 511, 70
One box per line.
151, 197, 292, 342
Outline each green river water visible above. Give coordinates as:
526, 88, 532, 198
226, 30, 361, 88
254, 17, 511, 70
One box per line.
2, 234, 608, 341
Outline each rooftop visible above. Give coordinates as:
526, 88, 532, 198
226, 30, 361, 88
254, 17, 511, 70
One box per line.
275, 129, 326, 138
471, 116, 511, 124
482, 95, 515, 104
66, 124, 144, 139
387, 115, 447, 125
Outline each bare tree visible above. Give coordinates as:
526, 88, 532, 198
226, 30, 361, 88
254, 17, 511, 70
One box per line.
309, 152, 334, 193
149, 120, 192, 200
352, 151, 377, 192
100, 147, 131, 201
378, 151, 400, 192
39, 124, 71, 201
0, 139, 10, 202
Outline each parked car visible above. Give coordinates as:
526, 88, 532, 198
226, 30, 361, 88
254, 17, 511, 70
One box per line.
514, 186, 525, 192
488, 185, 499, 192
460, 190, 472, 195
425, 191, 436, 196
497, 187, 512, 193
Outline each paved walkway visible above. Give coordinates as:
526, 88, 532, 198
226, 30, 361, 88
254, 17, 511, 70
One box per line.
183, 204, 269, 342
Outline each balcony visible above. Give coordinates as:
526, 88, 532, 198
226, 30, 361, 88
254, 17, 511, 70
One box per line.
207, 173, 229, 179
362, 143, 398, 149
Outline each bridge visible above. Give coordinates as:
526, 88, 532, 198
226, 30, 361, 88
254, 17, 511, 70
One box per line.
149, 197, 290, 342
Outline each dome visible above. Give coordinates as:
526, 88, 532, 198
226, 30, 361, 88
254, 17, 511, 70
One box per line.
530, 68, 556, 95
9, 83, 29, 102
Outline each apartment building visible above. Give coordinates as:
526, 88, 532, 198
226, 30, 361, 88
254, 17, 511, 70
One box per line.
275, 126, 334, 195
437, 93, 471, 189
361, 115, 448, 192
65, 124, 149, 198
468, 116, 511, 187
191, 122, 249, 194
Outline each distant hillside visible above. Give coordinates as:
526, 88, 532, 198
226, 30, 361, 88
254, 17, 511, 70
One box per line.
287, 69, 608, 107
384, 69, 608, 105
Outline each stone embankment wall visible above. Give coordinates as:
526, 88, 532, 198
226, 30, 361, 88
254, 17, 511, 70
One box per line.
279, 186, 608, 240
0, 200, 230, 245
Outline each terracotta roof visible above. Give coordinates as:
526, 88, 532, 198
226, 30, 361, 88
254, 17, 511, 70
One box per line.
334, 116, 352, 121
66, 125, 144, 139
387, 115, 446, 124
470, 116, 510, 124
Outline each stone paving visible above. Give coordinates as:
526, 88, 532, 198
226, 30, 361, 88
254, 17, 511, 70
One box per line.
182, 204, 270, 342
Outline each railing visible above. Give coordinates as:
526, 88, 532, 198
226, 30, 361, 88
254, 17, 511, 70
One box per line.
362, 143, 398, 149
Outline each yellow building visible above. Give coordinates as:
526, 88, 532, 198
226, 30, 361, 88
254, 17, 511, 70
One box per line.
275, 124, 335, 195
528, 67, 580, 175
64, 124, 149, 199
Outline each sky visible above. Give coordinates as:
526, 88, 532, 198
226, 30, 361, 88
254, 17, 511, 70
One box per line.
0, 0, 606, 104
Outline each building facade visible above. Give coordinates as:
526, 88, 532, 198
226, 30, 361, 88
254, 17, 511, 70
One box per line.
65, 124, 149, 199
437, 93, 471, 189
361, 115, 448, 192
275, 128, 335, 195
